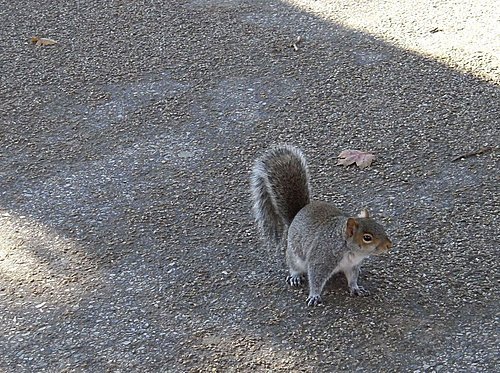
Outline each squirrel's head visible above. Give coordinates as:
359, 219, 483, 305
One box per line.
345, 209, 392, 255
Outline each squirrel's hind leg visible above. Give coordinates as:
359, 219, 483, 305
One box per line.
286, 245, 306, 287
286, 272, 306, 287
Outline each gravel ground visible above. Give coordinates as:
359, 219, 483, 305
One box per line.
0, 0, 498, 371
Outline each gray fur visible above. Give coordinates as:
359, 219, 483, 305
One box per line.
250, 145, 311, 245
250, 146, 392, 306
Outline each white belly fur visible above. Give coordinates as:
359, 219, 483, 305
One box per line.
333, 251, 369, 274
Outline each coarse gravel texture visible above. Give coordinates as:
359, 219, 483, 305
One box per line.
0, 0, 498, 372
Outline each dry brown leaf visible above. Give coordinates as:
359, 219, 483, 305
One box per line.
31, 36, 57, 46
337, 149, 376, 169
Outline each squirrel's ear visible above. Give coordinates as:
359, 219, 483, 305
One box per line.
358, 208, 369, 218
346, 218, 358, 238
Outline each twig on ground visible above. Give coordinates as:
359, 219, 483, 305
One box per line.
291, 36, 302, 51
451, 146, 493, 162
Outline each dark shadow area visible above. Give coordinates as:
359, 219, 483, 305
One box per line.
0, 0, 498, 371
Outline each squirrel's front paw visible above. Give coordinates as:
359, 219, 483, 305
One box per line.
306, 295, 323, 307
349, 286, 370, 297
286, 274, 305, 287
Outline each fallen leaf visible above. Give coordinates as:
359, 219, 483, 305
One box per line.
337, 149, 376, 169
31, 36, 57, 46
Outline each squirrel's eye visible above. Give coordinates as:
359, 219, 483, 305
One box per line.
362, 234, 373, 243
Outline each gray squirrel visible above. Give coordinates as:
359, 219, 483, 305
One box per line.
250, 145, 392, 306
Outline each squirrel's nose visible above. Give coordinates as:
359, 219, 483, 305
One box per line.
385, 240, 393, 251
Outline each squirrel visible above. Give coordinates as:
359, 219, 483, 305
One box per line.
250, 145, 392, 306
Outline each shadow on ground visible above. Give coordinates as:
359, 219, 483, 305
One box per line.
0, 0, 498, 371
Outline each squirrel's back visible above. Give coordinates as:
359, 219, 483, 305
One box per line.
250, 145, 311, 245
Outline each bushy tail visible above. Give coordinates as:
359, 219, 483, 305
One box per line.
250, 145, 311, 246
